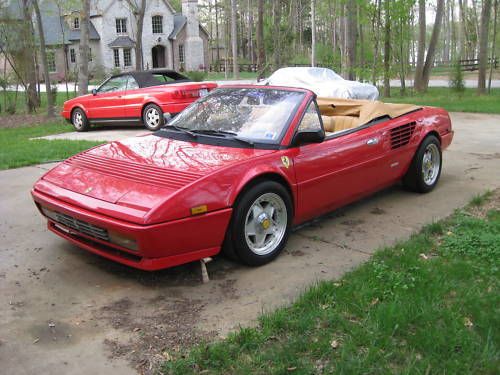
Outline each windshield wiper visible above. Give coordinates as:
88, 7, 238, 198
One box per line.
191, 129, 255, 147
163, 125, 198, 138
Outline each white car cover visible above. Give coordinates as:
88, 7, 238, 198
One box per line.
261, 67, 379, 100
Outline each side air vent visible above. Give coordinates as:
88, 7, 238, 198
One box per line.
390, 122, 416, 149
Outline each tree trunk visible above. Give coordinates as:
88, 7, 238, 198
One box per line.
311, 0, 316, 66
477, 0, 492, 94
33, 0, 54, 117
78, 0, 90, 96
135, 0, 146, 71
273, 1, 282, 69
383, 0, 391, 97
21, 0, 38, 113
418, 0, 445, 92
414, 0, 426, 91
256, 0, 265, 70
247, 0, 254, 64
231, 0, 239, 78
346, 0, 357, 80
488, 0, 499, 92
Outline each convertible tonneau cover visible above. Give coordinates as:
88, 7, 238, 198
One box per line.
317, 97, 421, 125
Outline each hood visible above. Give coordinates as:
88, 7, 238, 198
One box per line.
39, 135, 274, 219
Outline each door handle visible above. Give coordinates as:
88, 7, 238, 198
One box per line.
366, 138, 379, 145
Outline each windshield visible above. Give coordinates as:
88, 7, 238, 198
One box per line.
165, 88, 305, 144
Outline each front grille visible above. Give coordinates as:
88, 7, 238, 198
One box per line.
390, 122, 416, 149
54, 212, 110, 242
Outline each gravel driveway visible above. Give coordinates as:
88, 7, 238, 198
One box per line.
1, 112, 499, 374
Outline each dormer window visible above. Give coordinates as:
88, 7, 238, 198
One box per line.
116, 18, 127, 34
73, 17, 79, 29
152, 15, 163, 34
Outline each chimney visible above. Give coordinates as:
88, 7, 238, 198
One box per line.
181, 0, 204, 71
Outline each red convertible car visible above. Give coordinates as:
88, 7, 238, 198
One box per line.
61, 69, 217, 131
33, 85, 453, 271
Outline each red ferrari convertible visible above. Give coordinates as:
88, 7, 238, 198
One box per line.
34, 85, 453, 271
61, 69, 217, 131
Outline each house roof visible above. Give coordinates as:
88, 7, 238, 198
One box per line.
168, 13, 210, 40
40, 1, 100, 45
108, 36, 135, 48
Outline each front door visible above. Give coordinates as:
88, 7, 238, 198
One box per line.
87, 75, 127, 119
152, 45, 166, 68
291, 101, 387, 223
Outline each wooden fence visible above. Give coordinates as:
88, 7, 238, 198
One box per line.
209, 57, 498, 74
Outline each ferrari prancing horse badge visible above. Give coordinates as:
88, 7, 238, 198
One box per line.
281, 156, 290, 169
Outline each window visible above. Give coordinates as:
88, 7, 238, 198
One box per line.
297, 101, 322, 132
73, 17, 79, 29
47, 50, 56, 72
113, 49, 120, 67
98, 76, 128, 93
89, 47, 92, 62
152, 15, 163, 34
70, 48, 76, 63
178, 44, 185, 64
126, 76, 139, 90
116, 18, 127, 34
123, 48, 131, 67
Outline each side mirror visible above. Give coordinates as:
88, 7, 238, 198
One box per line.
292, 129, 325, 146
91, 88, 97, 96
163, 112, 172, 124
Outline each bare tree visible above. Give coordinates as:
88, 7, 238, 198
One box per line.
78, 0, 90, 96
414, 0, 445, 92
346, 0, 357, 80
125, 0, 146, 71
489, 0, 498, 92
311, 0, 316, 66
32, 0, 54, 117
477, 0, 492, 94
22, 0, 38, 112
383, 0, 391, 97
414, 0, 426, 91
230, 0, 239, 78
247, 0, 254, 64
256, 0, 265, 74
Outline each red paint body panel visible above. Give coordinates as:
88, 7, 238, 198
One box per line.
38, 85, 453, 271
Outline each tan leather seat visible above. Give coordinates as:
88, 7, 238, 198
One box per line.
321, 115, 358, 132
334, 116, 358, 131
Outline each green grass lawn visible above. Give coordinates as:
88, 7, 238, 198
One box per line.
0, 90, 76, 116
164, 193, 499, 374
383, 87, 500, 114
0, 121, 103, 169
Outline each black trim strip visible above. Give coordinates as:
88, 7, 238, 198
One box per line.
89, 117, 141, 125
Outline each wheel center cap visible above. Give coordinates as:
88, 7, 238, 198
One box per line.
258, 213, 271, 230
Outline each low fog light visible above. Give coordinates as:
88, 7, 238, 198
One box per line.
109, 230, 138, 251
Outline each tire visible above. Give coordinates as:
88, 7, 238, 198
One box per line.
72, 108, 90, 132
403, 135, 442, 193
142, 104, 164, 131
227, 181, 293, 266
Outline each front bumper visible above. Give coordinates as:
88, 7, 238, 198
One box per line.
32, 189, 232, 271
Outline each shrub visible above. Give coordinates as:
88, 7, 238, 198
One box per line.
449, 59, 465, 94
186, 70, 208, 82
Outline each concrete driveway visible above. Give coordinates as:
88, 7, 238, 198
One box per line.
1, 112, 499, 374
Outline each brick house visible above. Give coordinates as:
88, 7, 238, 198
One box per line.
1, 0, 209, 82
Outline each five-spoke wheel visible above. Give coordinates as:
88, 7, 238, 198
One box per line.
403, 135, 442, 193
143, 104, 164, 131
224, 181, 292, 266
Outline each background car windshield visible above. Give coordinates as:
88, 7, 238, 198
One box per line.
168, 88, 305, 143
